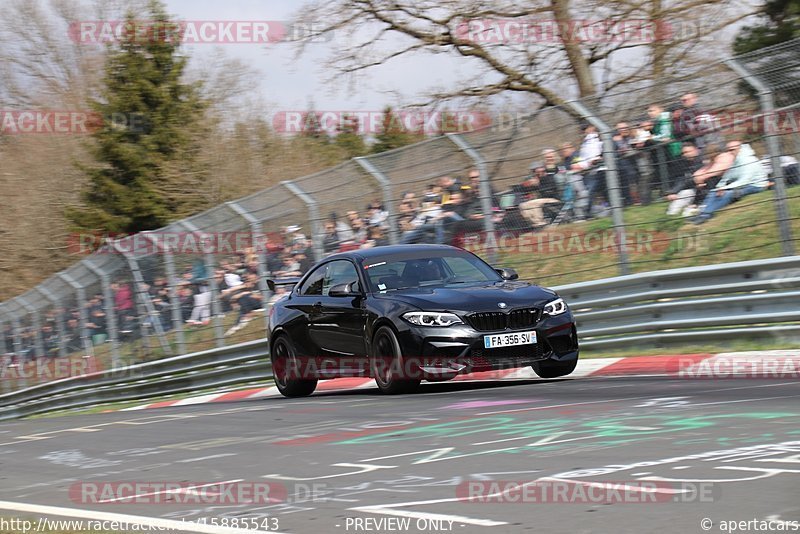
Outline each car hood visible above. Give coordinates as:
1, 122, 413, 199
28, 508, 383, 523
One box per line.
374, 281, 558, 313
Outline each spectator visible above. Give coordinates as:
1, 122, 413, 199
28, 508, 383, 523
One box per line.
187, 284, 211, 325
665, 143, 705, 216
645, 103, 682, 197
559, 143, 589, 219
613, 122, 639, 205
322, 221, 339, 254
330, 212, 354, 243
225, 273, 264, 335
673, 93, 719, 154
692, 141, 769, 224
571, 122, 606, 217
518, 162, 561, 228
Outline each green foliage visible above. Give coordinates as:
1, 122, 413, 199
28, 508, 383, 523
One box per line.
733, 0, 800, 54
371, 106, 425, 154
333, 113, 368, 158
67, 0, 208, 235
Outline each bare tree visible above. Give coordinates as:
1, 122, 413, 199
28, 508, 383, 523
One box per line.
290, 0, 757, 110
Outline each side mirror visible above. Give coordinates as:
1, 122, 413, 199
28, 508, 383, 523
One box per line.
495, 268, 519, 281
328, 281, 361, 297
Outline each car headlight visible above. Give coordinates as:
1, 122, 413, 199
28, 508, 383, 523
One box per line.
402, 312, 463, 327
543, 298, 568, 316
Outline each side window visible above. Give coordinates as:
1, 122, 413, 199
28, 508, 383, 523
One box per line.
298, 264, 326, 296
323, 260, 359, 296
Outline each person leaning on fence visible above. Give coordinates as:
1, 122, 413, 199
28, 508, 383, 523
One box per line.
692, 141, 769, 225
613, 122, 639, 206
665, 142, 705, 216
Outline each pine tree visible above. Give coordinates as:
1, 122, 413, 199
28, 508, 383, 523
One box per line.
333, 113, 368, 158
371, 106, 424, 154
733, 0, 800, 54
67, 0, 208, 235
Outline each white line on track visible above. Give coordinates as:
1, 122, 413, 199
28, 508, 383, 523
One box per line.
176, 453, 238, 463
0, 500, 282, 533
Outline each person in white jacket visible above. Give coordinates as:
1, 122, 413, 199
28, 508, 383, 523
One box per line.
692, 141, 768, 224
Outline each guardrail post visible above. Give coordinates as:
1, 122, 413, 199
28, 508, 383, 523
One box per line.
142, 233, 186, 356
36, 286, 66, 359
179, 221, 225, 348
281, 180, 324, 262
446, 133, 498, 264
724, 58, 795, 256
354, 156, 399, 245
565, 100, 630, 276
227, 201, 273, 332
83, 259, 122, 368
109, 241, 173, 358
57, 273, 94, 359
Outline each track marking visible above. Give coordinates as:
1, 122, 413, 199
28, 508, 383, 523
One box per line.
176, 453, 238, 463
97, 479, 244, 504
0, 500, 281, 533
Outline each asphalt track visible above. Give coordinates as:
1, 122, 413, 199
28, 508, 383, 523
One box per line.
0, 375, 799, 534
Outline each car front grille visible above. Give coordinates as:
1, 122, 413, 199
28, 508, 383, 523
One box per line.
465, 308, 541, 332
468, 340, 551, 369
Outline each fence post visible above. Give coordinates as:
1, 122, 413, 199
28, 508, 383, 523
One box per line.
446, 133, 498, 263
354, 156, 399, 245
142, 233, 186, 356
110, 241, 174, 358
57, 273, 94, 359
724, 58, 795, 256
179, 221, 225, 348
83, 259, 123, 367
36, 286, 66, 359
10, 314, 25, 388
227, 201, 273, 332
0, 311, 8, 393
565, 100, 630, 275
281, 180, 324, 262
17, 297, 45, 363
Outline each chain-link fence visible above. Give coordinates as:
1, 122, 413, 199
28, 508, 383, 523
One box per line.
1, 39, 799, 391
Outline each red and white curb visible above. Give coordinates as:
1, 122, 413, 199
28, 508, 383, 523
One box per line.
121, 350, 799, 412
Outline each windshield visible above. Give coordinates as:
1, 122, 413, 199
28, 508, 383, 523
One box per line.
362, 250, 502, 292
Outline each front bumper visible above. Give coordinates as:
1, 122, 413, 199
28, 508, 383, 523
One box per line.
395, 311, 579, 379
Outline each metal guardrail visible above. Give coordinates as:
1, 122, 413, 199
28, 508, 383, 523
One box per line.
1, 256, 799, 420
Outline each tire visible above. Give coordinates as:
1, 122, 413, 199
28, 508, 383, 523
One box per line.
371, 326, 421, 394
532, 358, 578, 379
271, 335, 318, 397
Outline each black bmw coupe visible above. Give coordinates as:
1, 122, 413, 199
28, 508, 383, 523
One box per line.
267, 244, 578, 397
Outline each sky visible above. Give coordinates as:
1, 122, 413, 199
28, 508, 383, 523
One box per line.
161, 0, 471, 113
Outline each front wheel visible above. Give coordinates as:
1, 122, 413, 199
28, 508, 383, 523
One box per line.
532, 357, 578, 379
371, 326, 421, 394
271, 335, 318, 397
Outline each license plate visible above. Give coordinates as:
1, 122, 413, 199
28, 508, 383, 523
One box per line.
484, 331, 537, 349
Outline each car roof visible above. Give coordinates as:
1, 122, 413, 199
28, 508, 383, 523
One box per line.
325, 244, 464, 262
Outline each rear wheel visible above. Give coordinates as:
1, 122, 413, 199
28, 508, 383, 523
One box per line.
271, 335, 317, 397
371, 326, 421, 394
532, 358, 578, 379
